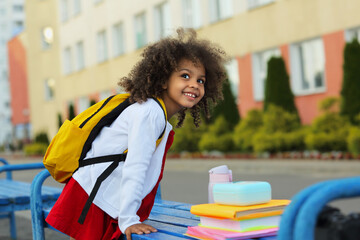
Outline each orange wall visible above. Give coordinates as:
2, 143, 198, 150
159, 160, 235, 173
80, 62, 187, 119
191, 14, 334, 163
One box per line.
237, 30, 345, 125
294, 30, 345, 124
8, 37, 29, 125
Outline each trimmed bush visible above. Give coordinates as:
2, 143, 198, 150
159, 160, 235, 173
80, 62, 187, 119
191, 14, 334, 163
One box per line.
34, 132, 50, 145
170, 115, 206, 153
68, 103, 76, 120
347, 127, 360, 157
340, 39, 360, 125
58, 113, 63, 129
233, 109, 263, 151
262, 105, 300, 133
305, 112, 350, 152
264, 57, 299, 120
24, 143, 48, 156
199, 116, 234, 152
252, 105, 304, 153
210, 78, 240, 129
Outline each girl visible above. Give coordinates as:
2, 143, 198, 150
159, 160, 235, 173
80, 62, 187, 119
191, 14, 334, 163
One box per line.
46, 28, 228, 240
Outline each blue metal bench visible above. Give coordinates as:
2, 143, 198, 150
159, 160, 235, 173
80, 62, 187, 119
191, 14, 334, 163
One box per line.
0, 158, 62, 239
31, 169, 278, 240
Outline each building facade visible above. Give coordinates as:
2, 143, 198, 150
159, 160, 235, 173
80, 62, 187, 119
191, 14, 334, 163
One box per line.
24, 0, 360, 139
0, 0, 25, 146
8, 32, 31, 145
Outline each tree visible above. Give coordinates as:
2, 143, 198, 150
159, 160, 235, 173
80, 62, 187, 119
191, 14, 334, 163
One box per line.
57, 113, 63, 129
263, 57, 299, 119
90, 99, 97, 106
68, 103, 76, 120
340, 38, 360, 125
210, 78, 240, 128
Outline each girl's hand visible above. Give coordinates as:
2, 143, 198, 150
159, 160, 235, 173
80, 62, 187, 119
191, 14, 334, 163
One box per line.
124, 223, 157, 240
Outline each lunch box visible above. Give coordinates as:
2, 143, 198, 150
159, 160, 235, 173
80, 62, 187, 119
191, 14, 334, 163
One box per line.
213, 181, 271, 206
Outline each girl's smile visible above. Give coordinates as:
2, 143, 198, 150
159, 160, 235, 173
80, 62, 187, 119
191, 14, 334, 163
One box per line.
162, 58, 206, 119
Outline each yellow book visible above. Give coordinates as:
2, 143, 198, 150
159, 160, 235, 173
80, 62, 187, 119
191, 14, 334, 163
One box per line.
190, 199, 290, 220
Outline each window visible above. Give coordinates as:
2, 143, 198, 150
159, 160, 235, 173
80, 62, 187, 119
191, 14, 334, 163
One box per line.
112, 22, 125, 57
63, 47, 73, 74
61, 0, 69, 22
44, 78, 55, 101
248, 0, 275, 10
225, 58, 240, 100
13, 5, 23, 12
96, 30, 108, 63
75, 41, 85, 71
290, 38, 326, 95
154, 2, 172, 41
41, 27, 54, 50
78, 96, 89, 113
346, 27, 360, 42
134, 12, 147, 49
182, 0, 202, 29
209, 0, 233, 23
252, 48, 281, 101
73, 0, 81, 16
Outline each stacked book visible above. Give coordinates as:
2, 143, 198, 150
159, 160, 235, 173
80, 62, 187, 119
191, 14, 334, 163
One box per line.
185, 181, 290, 240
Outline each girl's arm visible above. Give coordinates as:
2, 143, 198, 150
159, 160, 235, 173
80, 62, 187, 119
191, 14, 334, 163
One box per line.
117, 100, 166, 233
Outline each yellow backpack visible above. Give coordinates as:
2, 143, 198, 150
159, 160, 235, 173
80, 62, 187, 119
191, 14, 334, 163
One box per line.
43, 93, 167, 183
43, 93, 167, 224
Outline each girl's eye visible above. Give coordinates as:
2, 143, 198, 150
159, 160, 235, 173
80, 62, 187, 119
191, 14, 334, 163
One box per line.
198, 79, 205, 84
181, 74, 190, 79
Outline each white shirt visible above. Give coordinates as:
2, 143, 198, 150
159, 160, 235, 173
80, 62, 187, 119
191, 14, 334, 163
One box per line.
72, 98, 172, 233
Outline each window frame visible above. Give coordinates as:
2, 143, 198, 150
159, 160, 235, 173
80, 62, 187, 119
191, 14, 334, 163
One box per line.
96, 29, 109, 63
251, 48, 281, 101
289, 37, 326, 96
134, 12, 147, 49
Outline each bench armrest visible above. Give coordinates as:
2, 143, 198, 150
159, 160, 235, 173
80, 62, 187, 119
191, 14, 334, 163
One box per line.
0, 158, 44, 180
30, 169, 52, 240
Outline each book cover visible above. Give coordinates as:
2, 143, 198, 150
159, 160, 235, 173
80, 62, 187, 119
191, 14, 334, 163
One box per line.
199, 214, 281, 232
190, 199, 290, 219
185, 226, 278, 240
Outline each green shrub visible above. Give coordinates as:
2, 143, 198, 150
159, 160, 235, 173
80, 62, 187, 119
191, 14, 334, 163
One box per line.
199, 116, 234, 152
34, 132, 50, 145
170, 115, 207, 153
233, 109, 263, 151
347, 127, 360, 157
305, 131, 348, 152
24, 143, 48, 156
210, 78, 240, 128
262, 105, 300, 133
251, 105, 304, 153
340, 39, 360, 125
252, 129, 306, 153
264, 57, 299, 119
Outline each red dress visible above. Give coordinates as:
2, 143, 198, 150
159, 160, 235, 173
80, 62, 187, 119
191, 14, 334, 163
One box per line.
46, 130, 174, 240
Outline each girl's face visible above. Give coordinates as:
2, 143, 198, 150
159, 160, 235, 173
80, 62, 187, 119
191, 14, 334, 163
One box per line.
162, 58, 206, 119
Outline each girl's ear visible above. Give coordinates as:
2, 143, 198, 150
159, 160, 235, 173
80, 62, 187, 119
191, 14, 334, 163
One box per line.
162, 82, 168, 90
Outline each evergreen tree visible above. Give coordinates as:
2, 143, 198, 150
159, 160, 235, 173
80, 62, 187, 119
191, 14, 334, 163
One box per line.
57, 113, 63, 129
210, 78, 240, 128
90, 99, 97, 106
264, 56, 299, 119
340, 38, 360, 125
68, 103, 76, 121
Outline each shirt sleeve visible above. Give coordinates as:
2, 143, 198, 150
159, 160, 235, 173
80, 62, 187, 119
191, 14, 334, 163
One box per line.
117, 100, 165, 233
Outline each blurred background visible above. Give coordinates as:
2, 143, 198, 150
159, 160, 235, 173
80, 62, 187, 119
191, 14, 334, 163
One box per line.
1, 0, 360, 158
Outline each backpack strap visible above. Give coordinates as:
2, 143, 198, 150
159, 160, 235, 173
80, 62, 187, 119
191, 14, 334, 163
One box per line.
78, 97, 167, 224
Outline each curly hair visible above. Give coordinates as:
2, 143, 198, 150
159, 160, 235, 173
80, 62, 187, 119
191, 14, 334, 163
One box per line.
118, 28, 228, 127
